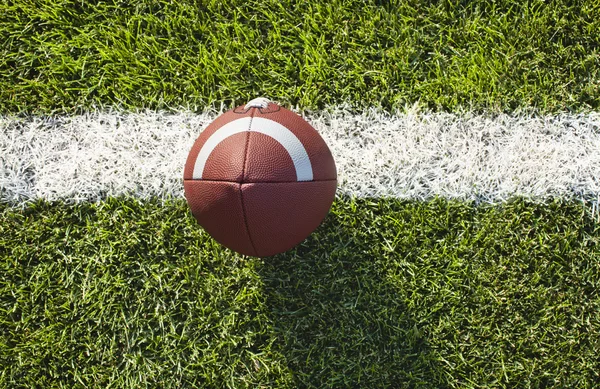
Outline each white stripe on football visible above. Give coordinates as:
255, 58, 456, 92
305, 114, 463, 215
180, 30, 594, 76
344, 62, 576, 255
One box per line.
192, 117, 314, 182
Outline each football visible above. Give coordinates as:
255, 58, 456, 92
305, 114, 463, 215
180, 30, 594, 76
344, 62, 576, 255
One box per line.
183, 97, 337, 257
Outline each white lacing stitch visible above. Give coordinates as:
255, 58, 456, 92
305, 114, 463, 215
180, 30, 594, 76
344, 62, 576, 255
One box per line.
244, 97, 271, 109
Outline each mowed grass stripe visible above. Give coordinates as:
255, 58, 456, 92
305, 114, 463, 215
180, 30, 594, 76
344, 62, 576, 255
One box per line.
1, 197, 599, 388
1, 0, 599, 114
2, 109, 600, 205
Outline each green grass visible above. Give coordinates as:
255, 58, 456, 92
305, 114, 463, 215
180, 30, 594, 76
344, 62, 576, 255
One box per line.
2, 1, 600, 387
1, 0, 599, 114
1, 197, 599, 388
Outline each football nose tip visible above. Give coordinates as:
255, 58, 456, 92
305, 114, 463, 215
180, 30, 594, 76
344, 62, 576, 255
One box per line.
244, 97, 271, 110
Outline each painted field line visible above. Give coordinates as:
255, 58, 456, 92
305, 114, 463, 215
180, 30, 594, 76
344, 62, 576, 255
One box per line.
1, 109, 599, 206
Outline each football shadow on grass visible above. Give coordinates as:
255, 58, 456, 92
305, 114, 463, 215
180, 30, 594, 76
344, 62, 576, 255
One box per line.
258, 198, 447, 388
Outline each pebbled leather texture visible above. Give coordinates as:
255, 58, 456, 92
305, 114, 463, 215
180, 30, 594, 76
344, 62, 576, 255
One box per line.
244, 132, 297, 182
183, 180, 256, 256
183, 108, 253, 180
252, 104, 337, 181
241, 180, 337, 257
183, 102, 337, 257
200, 132, 248, 182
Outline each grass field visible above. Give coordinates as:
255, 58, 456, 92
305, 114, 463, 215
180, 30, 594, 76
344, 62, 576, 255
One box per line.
1, 0, 599, 114
2, 0, 600, 388
2, 198, 599, 387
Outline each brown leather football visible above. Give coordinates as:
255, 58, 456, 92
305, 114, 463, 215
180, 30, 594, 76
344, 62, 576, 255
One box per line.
183, 98, 337, 257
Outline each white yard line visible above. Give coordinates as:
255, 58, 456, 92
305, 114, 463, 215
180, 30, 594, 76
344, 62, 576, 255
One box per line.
1, 109, 600, 206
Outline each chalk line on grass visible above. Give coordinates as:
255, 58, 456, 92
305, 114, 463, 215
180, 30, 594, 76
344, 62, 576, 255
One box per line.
1, 108, 599, 205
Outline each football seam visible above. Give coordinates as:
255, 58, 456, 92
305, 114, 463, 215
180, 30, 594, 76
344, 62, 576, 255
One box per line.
240, 109, 259, 257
